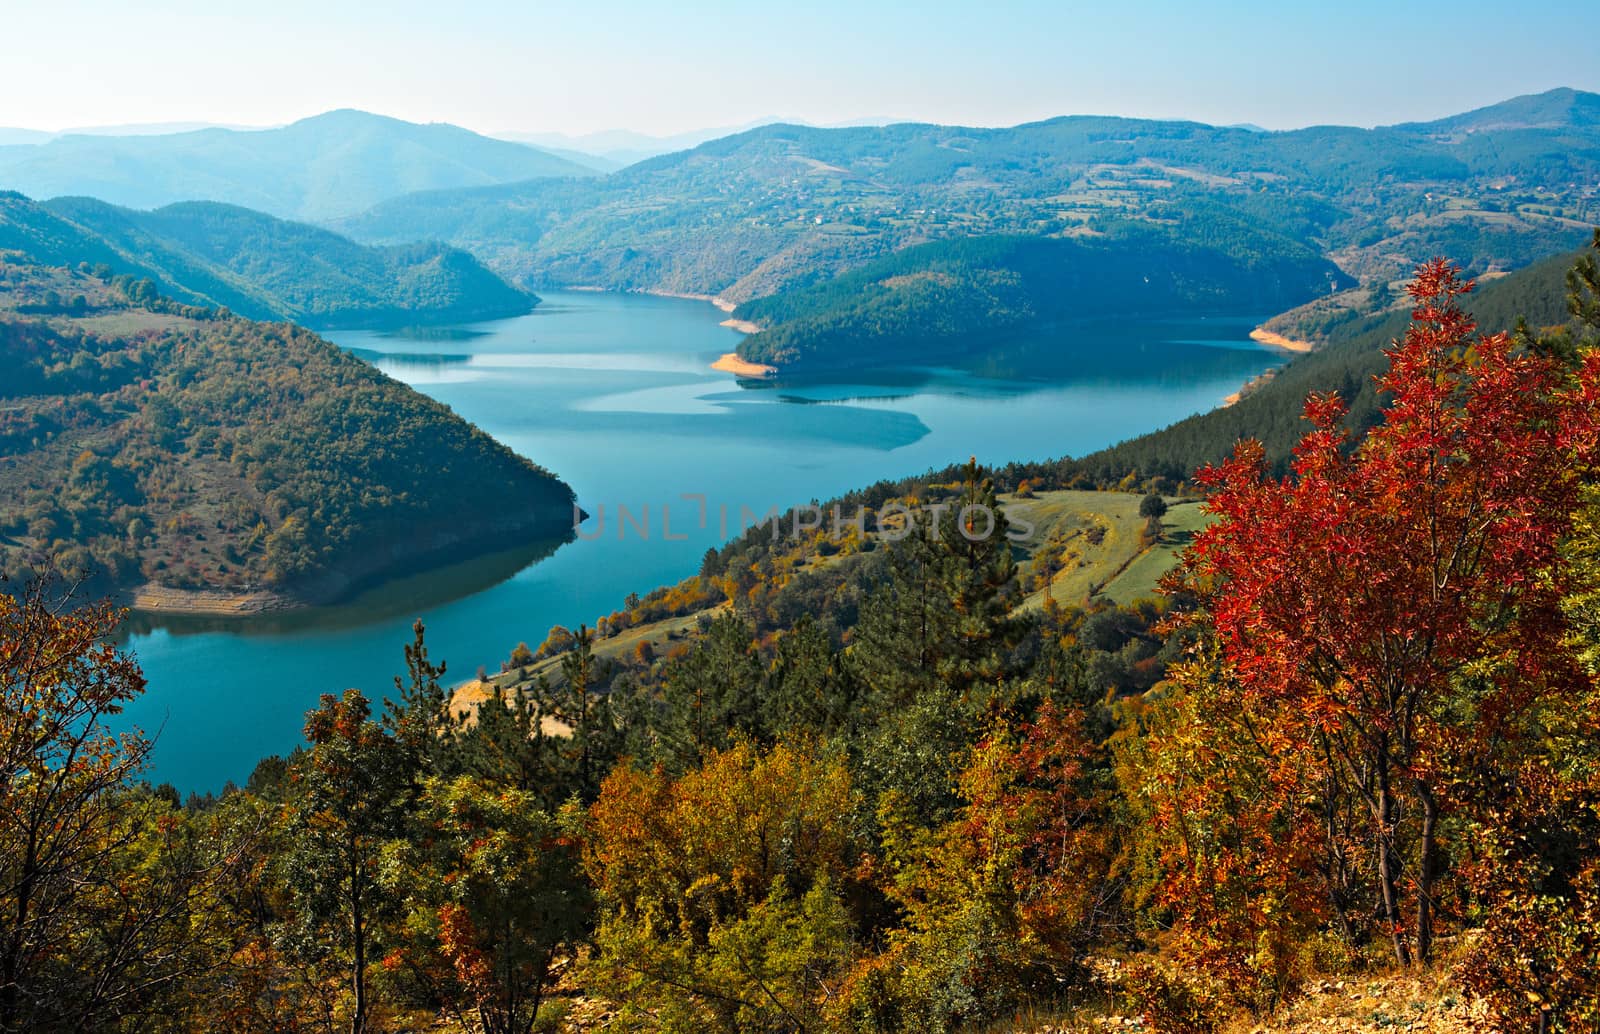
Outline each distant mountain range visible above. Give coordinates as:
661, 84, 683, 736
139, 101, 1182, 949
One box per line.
0, 192, 534, 327
1397, 86, 1600, 133
498, 117, 907, 168
0, 110, 597, 221
4, 91, 1598, 373
333, 90, 1600, 333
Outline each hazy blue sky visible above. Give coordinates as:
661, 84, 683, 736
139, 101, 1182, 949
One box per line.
5, 0, 1599, 135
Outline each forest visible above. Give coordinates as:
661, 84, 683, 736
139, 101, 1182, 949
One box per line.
731, 220, 1344, 371
4, 239, 1600, 1033
0, 257, 574, 598
994, 239, 1596, 485
336, 89, 1600, 311
0, 192, 538, 328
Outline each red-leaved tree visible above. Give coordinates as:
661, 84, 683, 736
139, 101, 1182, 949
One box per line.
1167, 259, 1600, 966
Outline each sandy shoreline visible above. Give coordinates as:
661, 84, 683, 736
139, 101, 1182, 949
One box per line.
1219, 327, 1315, 407
720, 317, 761, 334
130, 584, 292, 616
712, 352, 777, 378
1249, 327, 1316, 353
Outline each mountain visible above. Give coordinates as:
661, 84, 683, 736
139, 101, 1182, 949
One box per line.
0, 192, 535, 327
22, 121, 267, 137
0, 110, 598, 221
1404, 86, 1600, 134
0, 257, 574, 607
339, 89, 1600, 314
499, 117, 906, 167
498, 125, 770, 167
733, 226, 1346, 372
0, 129, 52, 146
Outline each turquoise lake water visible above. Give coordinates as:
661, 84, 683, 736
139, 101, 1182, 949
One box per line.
119, 290, 1283, 791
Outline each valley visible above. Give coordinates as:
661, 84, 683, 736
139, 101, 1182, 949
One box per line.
5, 61, 1600, 1032
113, 290, 1285, 789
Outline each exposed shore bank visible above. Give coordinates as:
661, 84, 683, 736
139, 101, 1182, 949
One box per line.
1249, 327, 1316, 353
1221, 367, 1280, 408
130, 585, 294, 616
1223, 326, 1314, 406
712, 352, 778, 378
640, 288, 738, 313
125, 510, 574, 618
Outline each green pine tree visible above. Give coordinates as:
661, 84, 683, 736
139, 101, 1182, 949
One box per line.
659, 615, 765, 768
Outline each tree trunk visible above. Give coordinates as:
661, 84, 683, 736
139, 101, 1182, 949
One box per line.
1374, 753, 1411, 967
1318, 741, 1358, 943
1414, 780, 1438, 966
351, 850, 367, 1034
2, 838, 39, 1032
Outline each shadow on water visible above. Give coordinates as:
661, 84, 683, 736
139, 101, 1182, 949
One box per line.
369, 325, 493, 343
345, 347, 475, 369
738, 315, 1281, 404
119, 532, 571, 640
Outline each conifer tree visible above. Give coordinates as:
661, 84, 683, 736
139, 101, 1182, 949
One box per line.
533, 625, 621, 801
457, 685, 561, 804
285, 690, 410, 1034
384, 618, 456, 776
850, 459, 1019, 706
769, 616, 853, 735
660, 615, 765, 767
937, 457, 1021, 699
848, 509, 955, 706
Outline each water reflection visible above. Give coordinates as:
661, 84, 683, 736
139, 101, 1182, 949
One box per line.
123, 291, 1287, 791
346, 347, 474, 370
120, 533, 569, 639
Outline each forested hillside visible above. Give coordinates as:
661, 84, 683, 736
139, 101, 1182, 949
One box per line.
0, 258, 574, 605
732, 223, 1344, 371
1001, 242, 1594, 486
0, 192, 537, 327
8, 244, 1600, 1032
337, 89, 1600, 308
0, 109, 597, 220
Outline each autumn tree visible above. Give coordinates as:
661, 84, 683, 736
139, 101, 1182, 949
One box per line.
1112, 645, 1328, 1004
1163, 259, 1600, 967
282, 690, 410, 1034
843, 704, 1115, 1030
0, 581, 252, 1032
1455, 229, 1600, 1032
583, 741, 863, 1032
380, 777, 589, 1034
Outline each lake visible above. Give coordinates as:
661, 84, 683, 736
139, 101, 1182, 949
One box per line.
120, 290, 1284, 791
